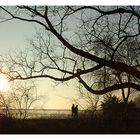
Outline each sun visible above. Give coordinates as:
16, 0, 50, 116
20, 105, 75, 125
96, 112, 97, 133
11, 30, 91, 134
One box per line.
0, 75, 9, 92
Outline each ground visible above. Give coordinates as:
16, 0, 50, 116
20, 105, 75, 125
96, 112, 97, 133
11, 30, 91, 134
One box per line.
0, 117, 140, 134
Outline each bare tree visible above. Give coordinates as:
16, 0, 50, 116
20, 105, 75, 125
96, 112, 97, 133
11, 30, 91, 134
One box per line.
0, 93, 11, 118
99, 37, 140, 103
9, 81, 40, 119
0, 6, 140, 95
79, 92, 102, 118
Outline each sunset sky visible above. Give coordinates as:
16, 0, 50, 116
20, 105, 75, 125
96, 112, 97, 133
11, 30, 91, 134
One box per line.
0, 0, 140, 137
0, 1, 138, 110
0, 15, 82, 109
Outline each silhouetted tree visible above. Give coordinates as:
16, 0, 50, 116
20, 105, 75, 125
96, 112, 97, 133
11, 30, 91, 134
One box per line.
101, 94, 122, 120
101, 94, 138, 122
75, 87, 102, 118
0, 82, 39, 120
0, 93, 11, 118
9, 81, 41, 120
1, 6, 140, 96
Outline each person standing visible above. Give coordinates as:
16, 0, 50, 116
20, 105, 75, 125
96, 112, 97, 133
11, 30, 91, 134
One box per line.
75, 105, 78, 119
71, 104, 75, 119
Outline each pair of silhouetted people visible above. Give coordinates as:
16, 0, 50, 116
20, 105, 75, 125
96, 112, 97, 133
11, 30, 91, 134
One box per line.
71, 104, 78, 119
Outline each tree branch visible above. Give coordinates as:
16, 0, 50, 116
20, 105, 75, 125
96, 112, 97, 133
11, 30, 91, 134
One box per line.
78, 76, 140, 95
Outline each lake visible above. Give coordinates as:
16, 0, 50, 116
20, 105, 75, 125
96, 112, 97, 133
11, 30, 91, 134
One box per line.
0, 109, 96, 119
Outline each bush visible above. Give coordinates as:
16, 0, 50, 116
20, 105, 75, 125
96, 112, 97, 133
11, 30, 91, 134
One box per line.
101, 95, 138, 122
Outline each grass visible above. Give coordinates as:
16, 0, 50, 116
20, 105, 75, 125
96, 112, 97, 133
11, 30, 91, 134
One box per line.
0, 116, 140, 134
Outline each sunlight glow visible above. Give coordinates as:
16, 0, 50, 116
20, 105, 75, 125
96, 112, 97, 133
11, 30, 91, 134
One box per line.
0, 75, 9, 92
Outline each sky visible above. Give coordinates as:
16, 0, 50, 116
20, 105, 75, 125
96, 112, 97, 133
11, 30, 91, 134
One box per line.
0, 20, 34, 52
0, 2, 139, 111
0, 1, 139, 140
0, 10, 82, 109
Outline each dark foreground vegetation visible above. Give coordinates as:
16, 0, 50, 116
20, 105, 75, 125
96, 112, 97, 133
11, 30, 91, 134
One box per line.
1, 95, 140, 134
0, 116, 140, 134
